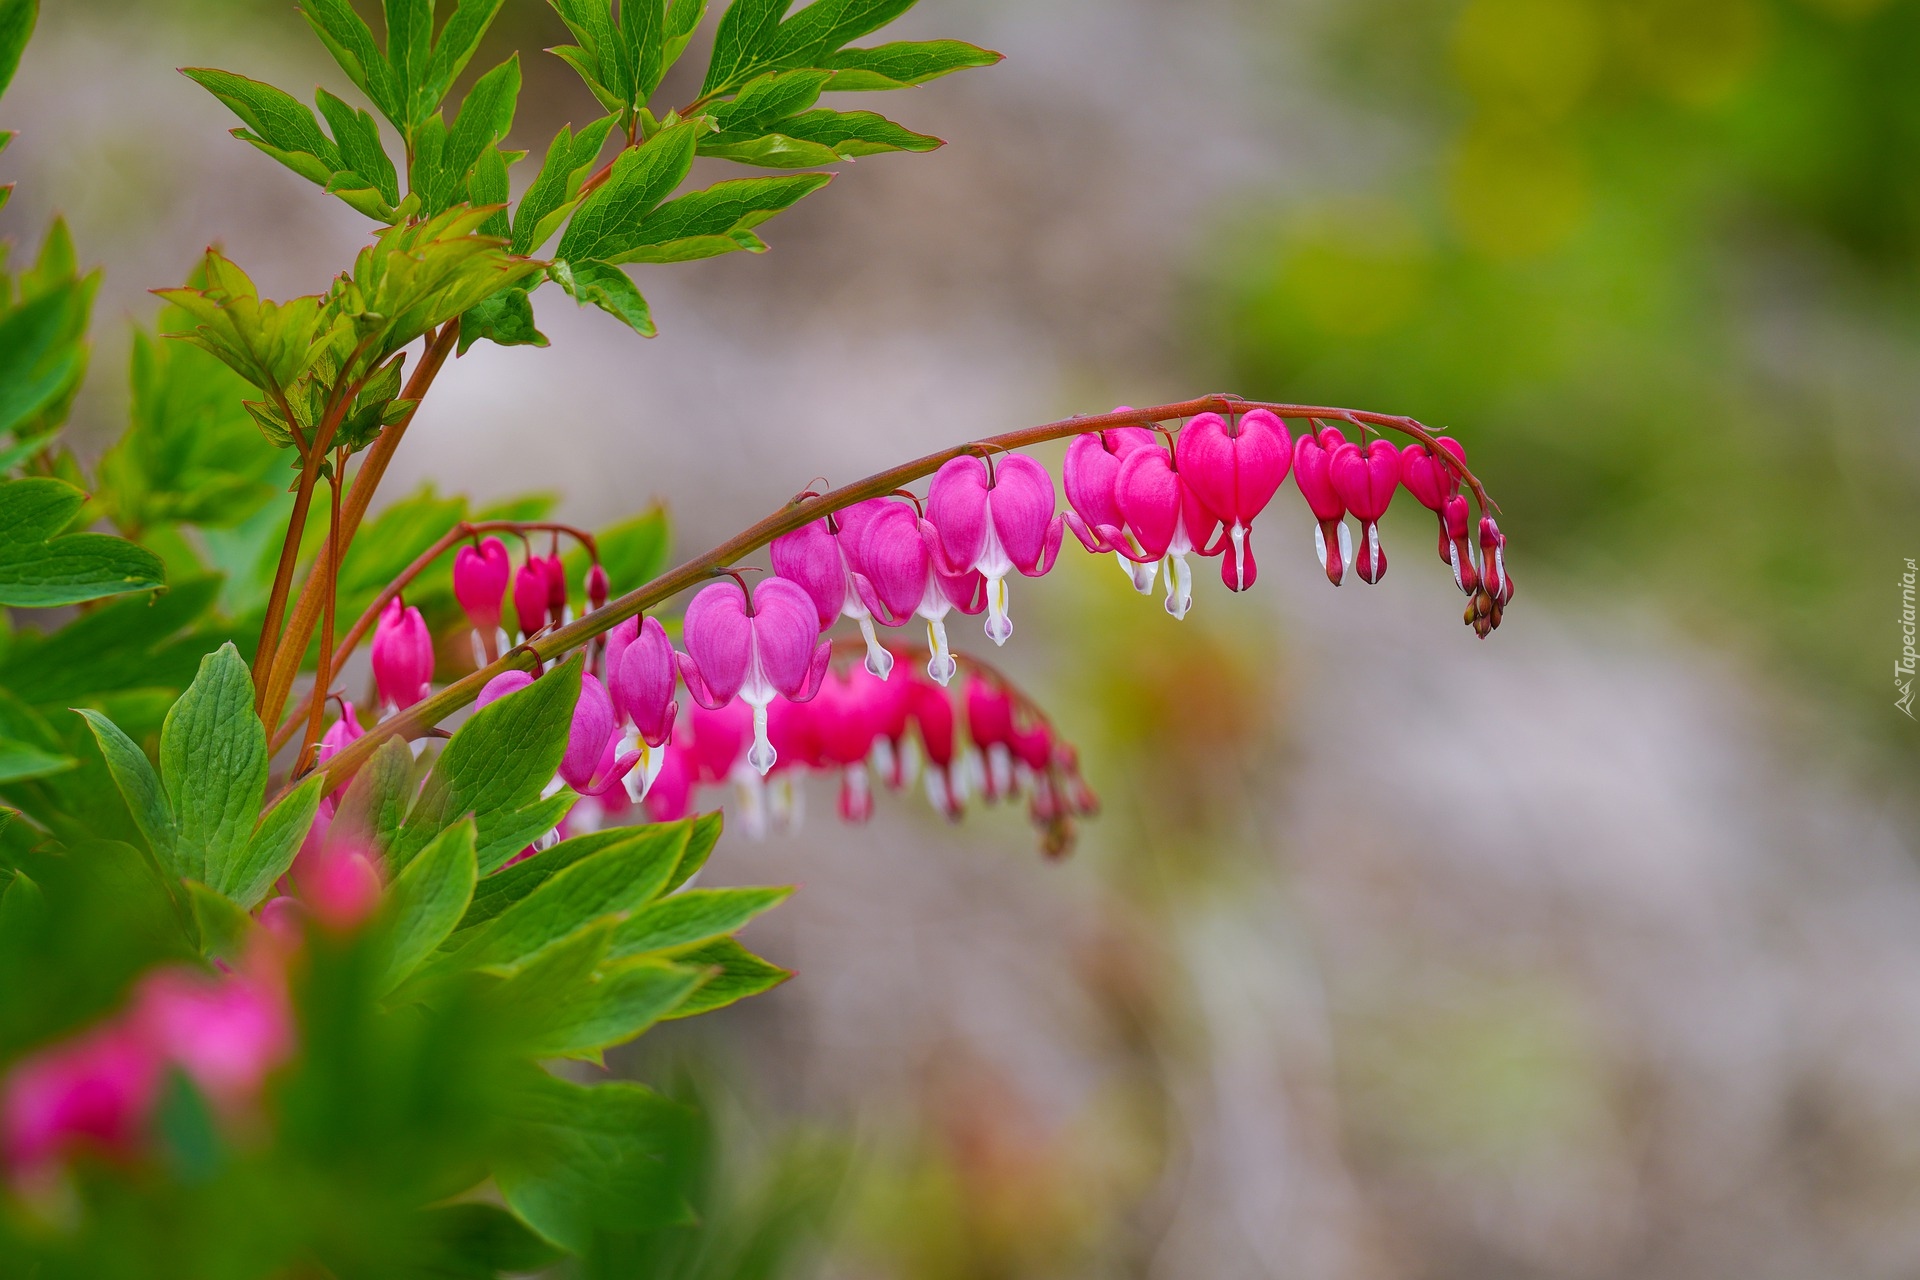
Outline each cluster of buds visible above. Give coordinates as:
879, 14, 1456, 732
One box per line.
1, 957, 292, 1188
328, 402, 1506, 861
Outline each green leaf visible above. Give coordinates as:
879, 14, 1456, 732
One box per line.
555, 120, 700, 264
622, 0, 668, 104
224, 774, 323, 908
393, 654, 583, 867
554, 259, 655, 336
823, 38, 1001, 90
458, 285, 548, 355
331, 735, 415, 857
0, 0, 35, 103
558, 505, 669, 595
302, 0, 402, 125
430, 55, 521, 214
159, 643, 267, 888
444, 821, 691, 972
774, 106, 939, 156
495, 1068, 699, 1251
665, 809, 721, 893
315, 88, 400, 206
701, 0, 793, 96
468, 148, 513, 240
413, 1203, 563, 1278
474, 789, 576, 874
512, 116, 617, 256
0, 478, 165, 607
385, 0, 434, 122
0, 267, 93, 438
423, 0, 509, 112
0, 736, 73, 784
664, 936, 790, 1018
598, 172, 831, 265
698, 131, 841, 168
504, 947, 706, 1058
185, 881, 255, 965
341, 207, 543, 358
155, 250, 332, 402
459, 826, 641, 930
9, 577, 223, 711
379, 818, 477, 995
76, 707, 180, 877
182, 68, 343, 184
608, 885, 790, 959
708, 67, 829, 132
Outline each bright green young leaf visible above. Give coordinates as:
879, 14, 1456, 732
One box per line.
0, 478, 165, 607
494, 1068, 699, 1251
76, 708, 181, 877
665, 809, 721, 893
823, 38, 1001, 90
423, 0, 508, 114
155, 250, 332, 404
223, 774, 323, 908
393, 654, 582, 867
512, 116, 617, 256
0, 0, 36, 103
316, 88, 400, 206
555, 120, 700, 264
301, 0, 402, 126
0, 274, 92, 439
159, 644, 267, 889
663, 936, 791, 1018
379, 818, 477, 995
600, 172, 831, 265
474, 790, 577, 874
425, 55, 521, 214
342, 206, 544, 358
608, 885, 790, 959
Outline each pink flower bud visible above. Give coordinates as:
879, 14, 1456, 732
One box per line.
586, 562, 609, 611
1329, 438, 1401, 585
1176, 409, 1292, 592
315, 699, 364, 767
131, 969, 291, 1114
678, 577, 832, 776
453, 536, 511, 635
540, 554, 568, 625
2, 1023, 159, 1177
1479, 515, 1513, 607
475, 670, 535, 710
1291, 429, 1350, 585
925, 454, 1064, 646
512, 560, 548, 638
1443, 495, 1479, 595
296, 840, 382, 932
1115, 440, 1218, 618
370, 597, 433, 712
610, 616, 678, 748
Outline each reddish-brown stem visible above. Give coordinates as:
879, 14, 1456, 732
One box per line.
260, 322, 460, 732
315, 395, 1496, 789
273, 519, 600, 756
293, 450, 347, 774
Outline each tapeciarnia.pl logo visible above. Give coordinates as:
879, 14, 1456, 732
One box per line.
1899, 558, 1917, 720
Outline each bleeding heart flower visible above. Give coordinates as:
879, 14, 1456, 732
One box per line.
1175, 408, 1292, 592
296, 837, 383, 932
370, 597, 433, 713
562, 673, 638, 797
854, 499, 985, 686
606, 615, 679, 799
131, 969, 291, 1115
1063, 414, 1161, 594
771, 500, 896, 679
846, 663, 914, 788
643, 744, 692, 822
909, 676, 963, 819
1292, 427, 1351, 585
315, 699, 364, 767
1399, 438, 1466, 563
1113, 438, 1219, 619
677, 577, 832, 775
475, 670, 535, 710
965, 675, 1018, 802
924, 454, 1064, 645
1443, 495, 1479, 596
453, 536, 511, 636
1329, 437, 1402, 585
512, 559, 548, 638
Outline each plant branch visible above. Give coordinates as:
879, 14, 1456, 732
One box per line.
293, 450, 347, 774
258, 322, 461, 733
316, 395, 1495, 789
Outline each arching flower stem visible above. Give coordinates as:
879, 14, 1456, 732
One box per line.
313, 395, 1498, 791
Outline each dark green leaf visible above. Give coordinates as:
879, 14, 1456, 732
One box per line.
159, 644, 267, 888
708, 67, 830, 131
185, 881, 254, 965
458, 285, 547, 354
663, 936, 791, 1018
423, 0, 509, 111
599, 172, 830, 264
701, 0, 793, 96
385, 0, 434, 122
774, 106, 939, 156
7, 577, 224, 710
225, 774, 323, 908
512, 116, 617, 256
413, 1203, 563, 1278
556, 259, 656, 336
379, 818, 477, 995
474, 790, 576, 874
182, 68, 343, 185
433, 56, 521, 213
0, 478, 165, 607
75, 708, 180, 875
823, 38, 1000, 90
316, 87, 400, 206
0, 0, 35, 103
301, 0, 403, 123
507, 949, 705, 1058
608, 885, 790, 959
622, 0, 667, 104
0, 273, 91, 438
495, 1068, 698, 1251
555, 120, 700, 264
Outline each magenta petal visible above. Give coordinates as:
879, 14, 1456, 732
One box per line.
475, 670, 535, 710
562, 673, 618, 791
615, 616, 679, 746
769, 519, 845, 629
1063, 434, 1128, 532
512, 562, 548, 637
682, 581, 754, 704
453, 537, 510, 632
1329, 438, 1402, 522
605, 616, 640, 695
987, 455, 1057, 572
1292, 434, 1346, 522
1178, 410, 1292, 525
748, 577, 824, 698
1115, 445, 1181, 558
851, 502, 927, 623
926, 456, 990, 572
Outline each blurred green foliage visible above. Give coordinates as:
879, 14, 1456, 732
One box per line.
1211, 0, 1920, 755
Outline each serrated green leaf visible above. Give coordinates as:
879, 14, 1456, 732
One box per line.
663, 936, 790, 1018
423, 0, 508, 111
379, 818, 477, 995
556, 259, 656, 336
393, 654, 582, 867
701, 0, 793, 96
823, 38, 1000, 90
512, 116, 617, 255
159, 643, 267, 889
443, 820, 691, 972
599, 172, 830, 265
316, 88, 399, 206
494, 1068, 698, 1251
555, 119, 699, 263
607, 884, 789, 959
339, 206, 543, 359
0, 478, 165, 607
75, 707, 180, 876
224, 774, 323, 908
302, 0, 402, 124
